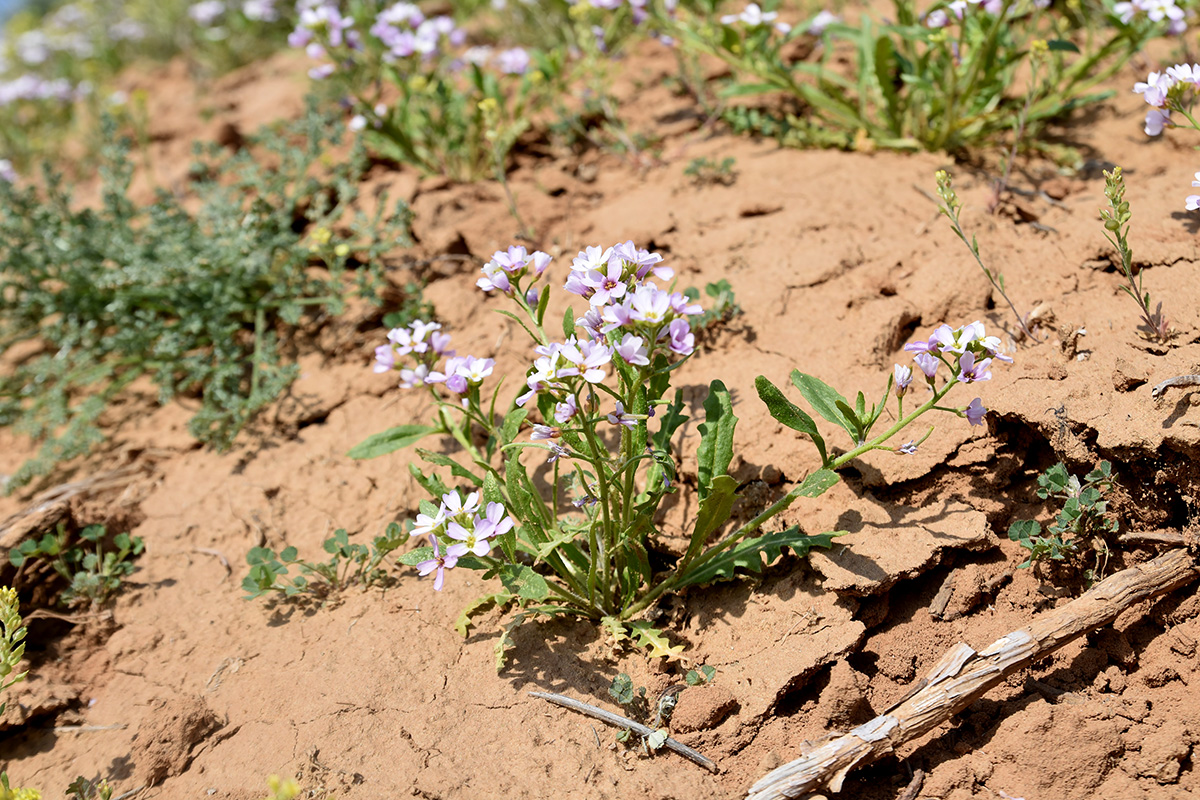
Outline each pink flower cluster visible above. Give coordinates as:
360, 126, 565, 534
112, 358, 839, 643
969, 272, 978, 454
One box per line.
1134, 63, 1199, 135
899, 321, 1013, 427
411, 490, 515, 590
1115, 0, 1189, 34
373, 319, 494, 394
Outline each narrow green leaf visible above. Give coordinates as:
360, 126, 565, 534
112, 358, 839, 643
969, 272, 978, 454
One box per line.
684, 474, 738, 565
562, 306, 575, 340
678, 528, 840, 587
696, 380, 738, 501
348, 424, 436, 459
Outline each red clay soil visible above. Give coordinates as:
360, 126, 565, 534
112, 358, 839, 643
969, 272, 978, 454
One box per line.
2, 34, 1200, 800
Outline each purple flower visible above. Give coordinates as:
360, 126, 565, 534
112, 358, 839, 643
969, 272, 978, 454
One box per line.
473, 502, 515, 541
496, 47, 531, 75
807, 9, 840, 33
614, 333, 650, 366
374, 344, 397, 373
0, 160, 15, 183
188, 0, 225, 26
628, 285, 672, 324
546, 443, 569, 464
665, 318, 695, 355
445, 519, 493, 558
1145, 108, 1171, 136
554, 396, 578, 423
416, 536, 458, 591
894, 364, 913, 396
583, 260, 628, 306
965, 397, 987, 426
958, 351, 993, 383
913, 352, 939, 380
607, 401, 636, 429
898, 441, 918, 455
531, 424, 558, 441
1187, 171, 1200, 209
399, 364, 434, 388
1134, 70, 1175, 108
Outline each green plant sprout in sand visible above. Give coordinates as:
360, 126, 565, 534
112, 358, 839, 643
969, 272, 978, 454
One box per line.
936, 170, 1040, 342
1100, 167, 1171, 342
242, 525, 406, 602
1008, 460, 1118, 580
359, 240, 1012, 666
9, 524, 144, 611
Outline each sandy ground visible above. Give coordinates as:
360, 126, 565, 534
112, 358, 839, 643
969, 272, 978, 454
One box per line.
2, 32, 1200, 800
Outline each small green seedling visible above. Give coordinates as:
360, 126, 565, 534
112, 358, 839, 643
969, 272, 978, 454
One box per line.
684, 157, 737, 186
242, 524, 406, 602
607, 665, 715, 750
9, 524, 144, 610
685, 280, 743, 337
1008, 461, 1118, 575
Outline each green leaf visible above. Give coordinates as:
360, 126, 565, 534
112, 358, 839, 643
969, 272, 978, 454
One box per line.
678, 528, 840, 587
754, 375, 828, 464
683, 474, 738, 566
626, 621, 684, 659
348, 424, 436, 459
454, 592, 512, 637
696, 380, 738, 501
398, 546, 435, 566
498, 564, 550, 600
797, 468, 840, 498
1008, 519, 1041, 543
873, 35, 901, 134
500, 407, 528, 446
562, 306, 575, 340
790, 371, 858, 442
1047, 39, 1080, 53
415, 448, 483, 486
609, 672, 635, 705
409, 463, 451, 499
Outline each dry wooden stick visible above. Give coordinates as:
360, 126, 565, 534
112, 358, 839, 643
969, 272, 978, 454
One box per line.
529, 691, 719, 772
746, 547, 1200, 800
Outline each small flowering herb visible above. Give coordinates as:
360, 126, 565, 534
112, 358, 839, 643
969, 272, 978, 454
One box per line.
668, 0, 1157, 154
359, 234, 1010, 666
0, 586, 27, 711
936, 170, 1039, 342
1099, 168, 1171, 342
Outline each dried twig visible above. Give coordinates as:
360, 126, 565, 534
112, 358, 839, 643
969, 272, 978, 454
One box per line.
746, 547, 1200, 800
1152, 375, 1200, 399
529, 691, 718, 773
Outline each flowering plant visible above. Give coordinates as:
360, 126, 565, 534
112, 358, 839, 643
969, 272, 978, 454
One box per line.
360, 242, 1010, 665
288, 0, 554, 180
668, 0, 1159, 153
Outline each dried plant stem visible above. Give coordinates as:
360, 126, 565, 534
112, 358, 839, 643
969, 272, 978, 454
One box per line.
746, 547, 1200, 800
1152, 375, 1200, 398
529, 691, 719, 773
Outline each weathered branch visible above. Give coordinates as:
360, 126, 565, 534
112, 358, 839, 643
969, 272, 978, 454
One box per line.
746, 547, 1200, 800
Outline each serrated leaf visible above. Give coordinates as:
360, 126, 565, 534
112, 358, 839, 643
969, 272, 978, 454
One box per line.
454, 592, 512, 637
678, 528, 840, 587
498, 564, 549, 600
348, 424, 436, 459
755, 375, 828, 464
696, 380, 737, 501
626, 621, 684, 659
398, 546, 435, 566
409, 463, 450, 499
600, 615, 629, 645
790, 370, 858, 442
